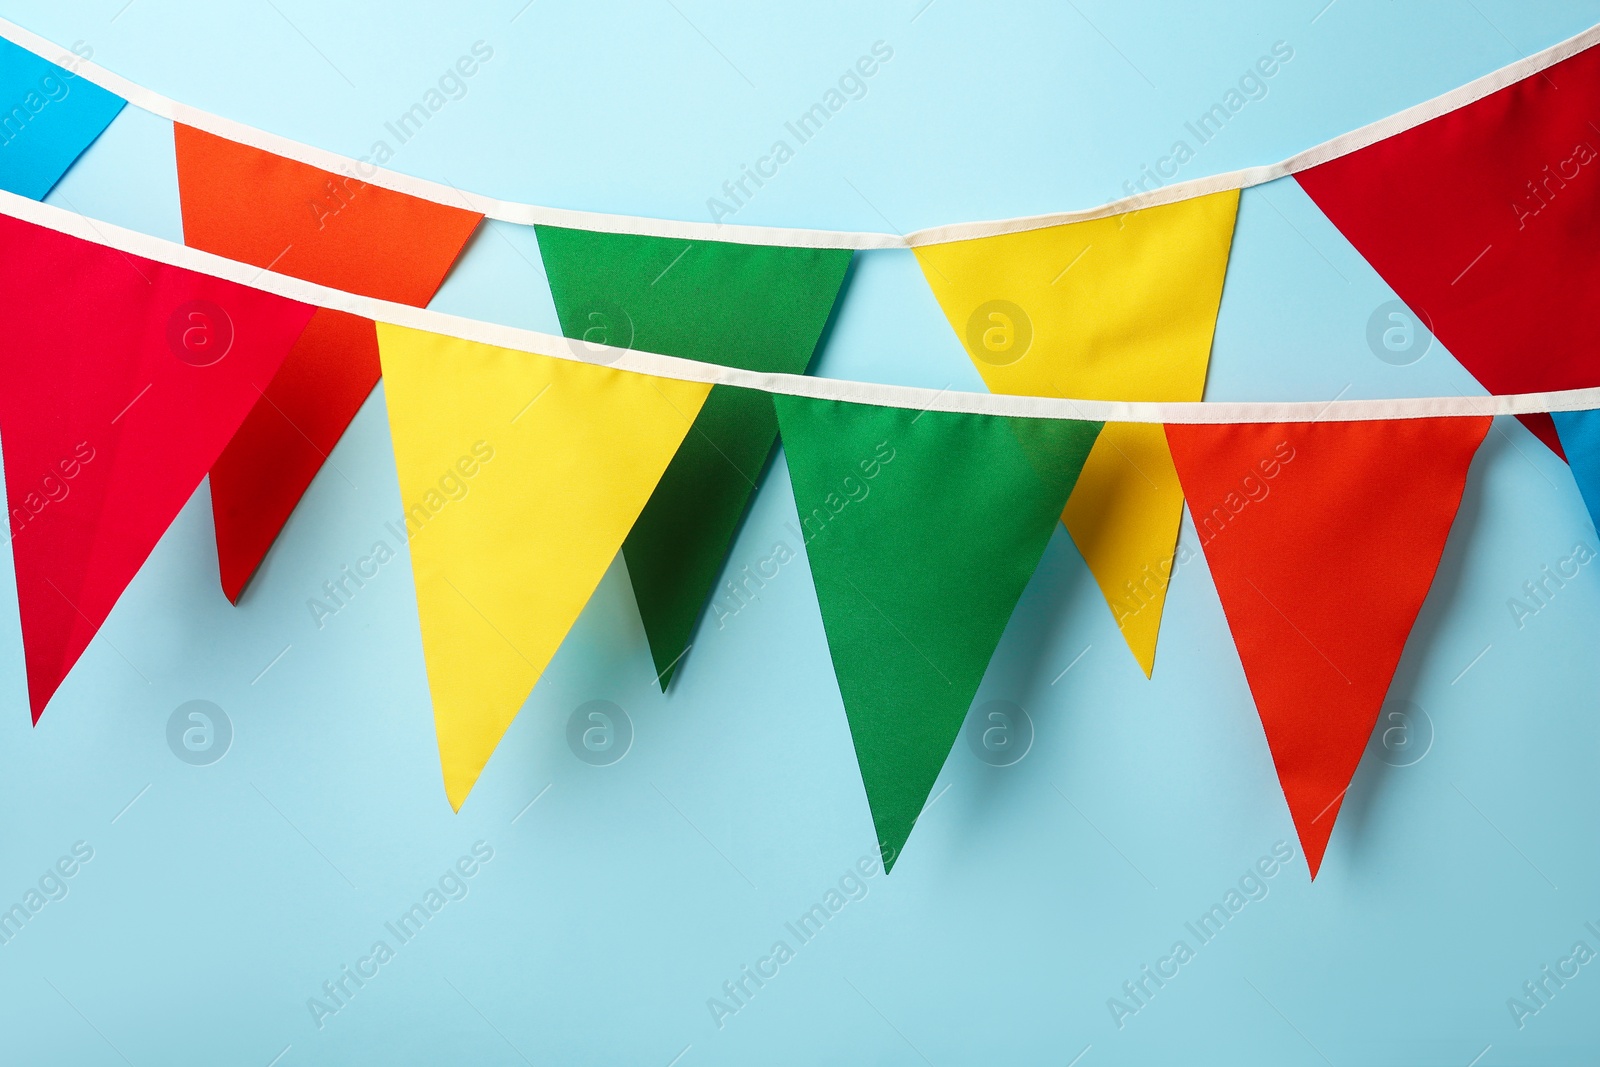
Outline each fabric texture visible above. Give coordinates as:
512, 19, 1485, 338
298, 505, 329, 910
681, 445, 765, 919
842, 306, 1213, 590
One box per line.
774, 397, 1101, 870
0, 212, 313, 718
174, 123, 483, 600
1165, 416, 1491, 876
1297, 42, 1600, 456
375, 324, 709, 809
914, 191, 1239, 677
536, 225, 852, 688
207, 308, 381, 594
0, 38, 123, 199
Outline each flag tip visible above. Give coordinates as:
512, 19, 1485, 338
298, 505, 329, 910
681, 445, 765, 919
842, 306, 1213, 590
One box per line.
444, 776, 471, 813
1304, 846, 1325, 881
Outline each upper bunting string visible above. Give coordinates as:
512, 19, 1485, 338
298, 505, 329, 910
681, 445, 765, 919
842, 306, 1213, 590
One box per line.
2, 14, 1598, 248
5, 183, 1600, 424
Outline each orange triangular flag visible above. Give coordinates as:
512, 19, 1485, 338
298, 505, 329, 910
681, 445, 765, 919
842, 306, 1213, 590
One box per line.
1165, 417, 1490, 877
174, 124, 483, 600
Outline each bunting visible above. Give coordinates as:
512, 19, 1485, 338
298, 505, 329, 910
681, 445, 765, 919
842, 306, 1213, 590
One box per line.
0, 212, 313, 718
0, 37, 123, 199
914, 192, 1238, 677
2, 6, 1599, 881
375, 324, 709, 809
174, 124, 482, 600
1296, 40, 1600, 457
773, 396, 1101, 869
1165, 416, 1491, 877
536, 226, 852, 688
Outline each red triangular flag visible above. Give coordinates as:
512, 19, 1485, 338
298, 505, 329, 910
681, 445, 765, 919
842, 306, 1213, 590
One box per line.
174, 124, 483, 600
0, 212, 314, 718
1165, 417, 1490, 877
1296, 43, 1600, 457
206, 307, 379, 596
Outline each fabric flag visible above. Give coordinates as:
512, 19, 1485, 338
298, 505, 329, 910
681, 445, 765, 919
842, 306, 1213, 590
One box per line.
1551, 409, 1600, 535
773, 396, 1101, 870
0, 38, 124, 199
174, 124, 483, 600
1297, 43, 1600, 457
1165, 416, 1491, 877
0, 212, 313, 718
914, 191, 1238, 677
375, 324, 709, 809
535, 226, 852, 689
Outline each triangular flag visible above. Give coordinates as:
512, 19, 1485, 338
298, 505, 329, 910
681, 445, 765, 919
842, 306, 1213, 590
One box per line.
536, 226, 852, 688
0, 212, 313, 718
1165, 416, 1491, 877
1296, 43, 1600, 457
914, 191, 1238, 677
0, 39, 124, 199
205, 306, 380, 597
375, 324, 709, 808
174, 124, 483, 600
773, 396, 1101, 870
1552, 409, 1600, 535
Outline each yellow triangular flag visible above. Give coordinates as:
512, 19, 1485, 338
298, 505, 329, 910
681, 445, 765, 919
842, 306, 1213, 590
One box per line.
914, 191, 1239, 676
376, 324, 710, 807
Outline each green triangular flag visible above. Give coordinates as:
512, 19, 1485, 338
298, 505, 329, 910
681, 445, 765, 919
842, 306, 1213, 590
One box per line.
772, 396, 1102, 871
536, 226, 853, 688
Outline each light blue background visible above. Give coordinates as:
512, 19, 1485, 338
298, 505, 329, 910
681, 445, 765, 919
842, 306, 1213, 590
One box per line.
1, 1, 1598, 1064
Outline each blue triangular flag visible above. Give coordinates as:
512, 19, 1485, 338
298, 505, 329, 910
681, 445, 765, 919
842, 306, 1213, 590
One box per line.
1552, 408, 1600, 536
0, 38, 124, 199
